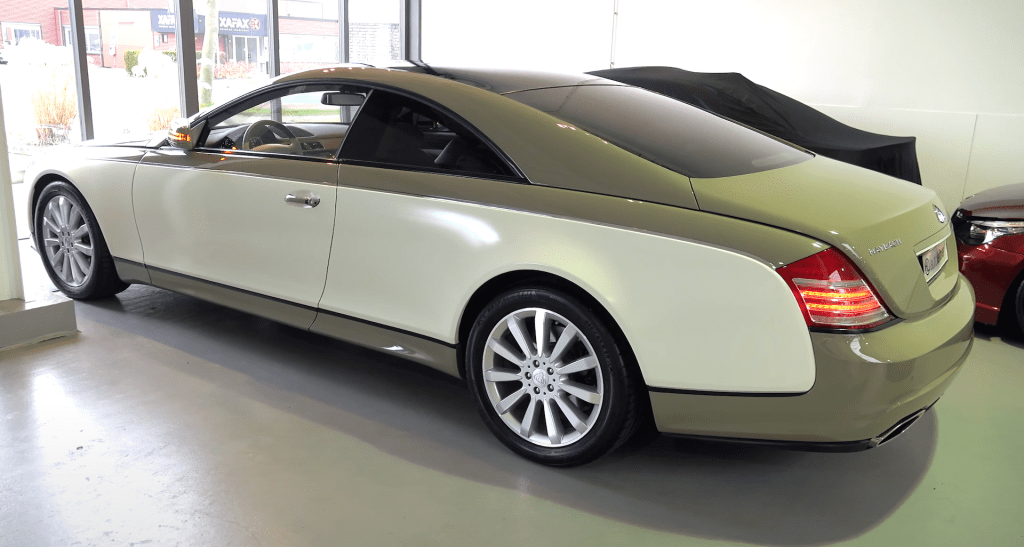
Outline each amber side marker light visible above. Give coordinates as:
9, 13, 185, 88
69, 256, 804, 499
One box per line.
776, 247, 892, 330
169, 131, 191, 143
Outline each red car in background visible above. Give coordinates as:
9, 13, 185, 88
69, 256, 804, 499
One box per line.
953, 182, 1024, 335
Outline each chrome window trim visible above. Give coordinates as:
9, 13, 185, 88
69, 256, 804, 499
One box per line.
187, 147, 342, 166
134, 160, 339, 188
190, 77, 529, 183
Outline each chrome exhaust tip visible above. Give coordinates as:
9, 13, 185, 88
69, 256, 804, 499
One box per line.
869, 408, 928, 448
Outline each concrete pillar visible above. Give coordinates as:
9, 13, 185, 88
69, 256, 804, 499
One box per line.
0, 84, 24, 302
0, 83, 78, 350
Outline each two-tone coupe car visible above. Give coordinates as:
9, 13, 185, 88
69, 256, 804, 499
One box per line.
25, 66, 975, 466
953, 182, 1024, 335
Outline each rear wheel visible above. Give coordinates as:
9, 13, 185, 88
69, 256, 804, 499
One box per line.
465, 287, 639, 466
34, 181, 128, 299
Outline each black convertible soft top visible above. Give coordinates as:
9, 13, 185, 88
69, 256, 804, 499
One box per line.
588, 66, 922, 185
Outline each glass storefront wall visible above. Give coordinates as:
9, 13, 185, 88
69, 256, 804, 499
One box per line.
0, 0, 405, 155
191, 0, 271, 108
279, 0, 340, 73
0, 20, 80, 156
78, 0, 185, 140
349, 0, 400, 65
277, 0, 403, 73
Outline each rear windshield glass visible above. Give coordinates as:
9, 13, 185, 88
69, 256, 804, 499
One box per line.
504, 85, 811, 179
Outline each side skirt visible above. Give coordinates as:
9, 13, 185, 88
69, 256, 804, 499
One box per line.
113, 257, 151, 284
112, 258, 460, 378
309, 310, 459, 377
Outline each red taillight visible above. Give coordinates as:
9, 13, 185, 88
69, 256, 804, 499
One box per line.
776, 247, 892, 330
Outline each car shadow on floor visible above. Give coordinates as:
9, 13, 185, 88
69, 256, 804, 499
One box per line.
78, 285, 938, 547
972, 322, 1024, 349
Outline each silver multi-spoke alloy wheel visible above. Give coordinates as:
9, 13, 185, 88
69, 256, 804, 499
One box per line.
482, 307, 604, 448
40, 195, 94, 287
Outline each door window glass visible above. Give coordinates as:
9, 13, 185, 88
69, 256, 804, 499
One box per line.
202, 83, 368, 159
340, 90, 516, 178
505, 85, 810, 179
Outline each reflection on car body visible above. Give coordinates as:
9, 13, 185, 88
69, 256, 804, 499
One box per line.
25, 65, 974, 466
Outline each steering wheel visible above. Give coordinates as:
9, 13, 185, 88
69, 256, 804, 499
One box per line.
241, 119, 302, 155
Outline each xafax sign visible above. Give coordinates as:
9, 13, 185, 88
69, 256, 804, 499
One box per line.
150, 10, 267, 37
152, 11, 176, 31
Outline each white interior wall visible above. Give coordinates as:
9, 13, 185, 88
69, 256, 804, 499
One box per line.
423, 0, 1023, 210
615, 0, 1024, 211
421, 0, 613, 73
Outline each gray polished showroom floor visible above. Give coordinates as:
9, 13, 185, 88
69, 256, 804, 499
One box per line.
2, 267, 1024, 545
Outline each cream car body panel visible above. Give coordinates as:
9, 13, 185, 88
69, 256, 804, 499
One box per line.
25, 147, 147, 264
132, 149, 338, 310
319, 165, 816, 393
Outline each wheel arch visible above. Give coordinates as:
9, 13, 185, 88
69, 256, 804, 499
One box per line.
28, 171, 130, 299
455, 269, 652, 402
28, 171, 77, 238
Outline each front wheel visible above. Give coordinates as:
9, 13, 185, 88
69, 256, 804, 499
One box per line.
465, 288, 640, 466
34, 181, 128, 299
1011, 277, 1024, 339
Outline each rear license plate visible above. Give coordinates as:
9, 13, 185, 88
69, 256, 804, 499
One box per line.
919, 241, 947, 282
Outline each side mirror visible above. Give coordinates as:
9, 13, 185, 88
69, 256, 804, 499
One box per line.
321, 92, 365, 107
167, 118, 205, 150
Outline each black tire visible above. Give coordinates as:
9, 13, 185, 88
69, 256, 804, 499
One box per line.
33, 180, 129, 300
1011, 277, 1024, 339
465, 287, 640, 466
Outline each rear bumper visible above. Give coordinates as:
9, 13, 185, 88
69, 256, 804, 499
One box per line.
649, 274, 975, 445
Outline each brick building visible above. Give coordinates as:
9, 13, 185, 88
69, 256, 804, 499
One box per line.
0, 0, 396, 72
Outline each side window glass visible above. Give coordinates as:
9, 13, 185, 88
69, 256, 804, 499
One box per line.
340, 90, 516, 178
201, 84, 367, 159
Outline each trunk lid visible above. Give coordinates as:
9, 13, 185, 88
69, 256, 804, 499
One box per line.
691, 156, 957, 319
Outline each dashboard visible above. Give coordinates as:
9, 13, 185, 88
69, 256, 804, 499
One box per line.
203, 123, 348, 159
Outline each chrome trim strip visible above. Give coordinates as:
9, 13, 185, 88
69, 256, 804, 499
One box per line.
971, 219, 1024, 228
917, 233, 949, 254
190, 147, 340, 165
135, 161, 339, 188
94, 158, 141, 164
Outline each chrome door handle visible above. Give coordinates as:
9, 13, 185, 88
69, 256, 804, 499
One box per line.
284, 193, 320, 208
